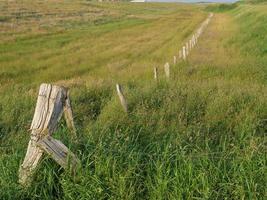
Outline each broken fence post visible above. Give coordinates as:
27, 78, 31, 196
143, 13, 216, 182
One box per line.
164, 62, 170, 78
116, 84, 128, 113
19, 83, 80, 186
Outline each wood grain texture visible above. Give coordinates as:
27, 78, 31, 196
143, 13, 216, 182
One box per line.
63, 91, 77, 140
37, 136, 80, 169
18, 140, 43, 186
19, 83, 79, 186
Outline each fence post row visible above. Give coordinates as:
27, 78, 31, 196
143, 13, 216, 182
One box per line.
177, 13, 213, 62
19, 13, 214, 187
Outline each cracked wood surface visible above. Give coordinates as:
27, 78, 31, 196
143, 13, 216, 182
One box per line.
19, 83, 78, 186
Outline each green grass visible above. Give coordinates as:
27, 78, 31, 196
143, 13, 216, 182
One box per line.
205, 3, 238, 12
0, 1, 266, 199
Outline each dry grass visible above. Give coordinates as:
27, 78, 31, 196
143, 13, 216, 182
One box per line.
0, 1, 206, 91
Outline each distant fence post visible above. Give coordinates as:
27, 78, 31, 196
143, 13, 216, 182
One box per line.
164, 62, 170, 78
173, 56, 177, 64
183, 46, 186, 60
116, 84, 128, 113
19, 83, 80, 186
189, 40, 192, 50
154, 67, 158, 80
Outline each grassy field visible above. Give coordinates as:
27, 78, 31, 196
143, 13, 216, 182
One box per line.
0, 0, 266, 199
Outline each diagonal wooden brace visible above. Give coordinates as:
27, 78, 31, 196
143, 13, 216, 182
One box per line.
19, 83, 79, 186
37, 136, 80, 169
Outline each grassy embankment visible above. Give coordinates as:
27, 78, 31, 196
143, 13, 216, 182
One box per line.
0, 1, 266, 199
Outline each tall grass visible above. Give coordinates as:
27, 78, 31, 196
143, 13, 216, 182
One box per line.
0, 1, 266, 199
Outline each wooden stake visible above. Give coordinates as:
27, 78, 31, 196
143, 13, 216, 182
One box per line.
173, 56, 177, 64
19, 83, 79, 186
116, 84, 128, 113
164, 62, 170, 78
186, 42, 189, 55
189, 40, 192, 50
183, 46, 186, 60
154, 67, 158, 80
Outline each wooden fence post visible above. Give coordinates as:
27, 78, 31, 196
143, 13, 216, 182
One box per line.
154, 67, 158, 80
164, 62, 170, 78
116, 84, 128, 113
186, 42, 189, 55
19, 83, 80, 186
189, 40, 191, 50
183, 46, 186, 60
173, 56, 177, 64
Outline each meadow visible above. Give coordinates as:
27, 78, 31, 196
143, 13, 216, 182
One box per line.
0, 0, 266, 199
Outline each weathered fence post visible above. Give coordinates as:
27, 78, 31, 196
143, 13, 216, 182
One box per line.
189, 40, 192, 50
154, 67, 158, 80
186, 42, 189, 55
116, 84, 128, 113
183, 46, 186, 60
164, 62, 170, 78
173, 56, 177, 64
19, 83, 80, 186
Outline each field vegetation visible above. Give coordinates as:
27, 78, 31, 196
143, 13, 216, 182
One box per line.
0, 0, 266, 199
